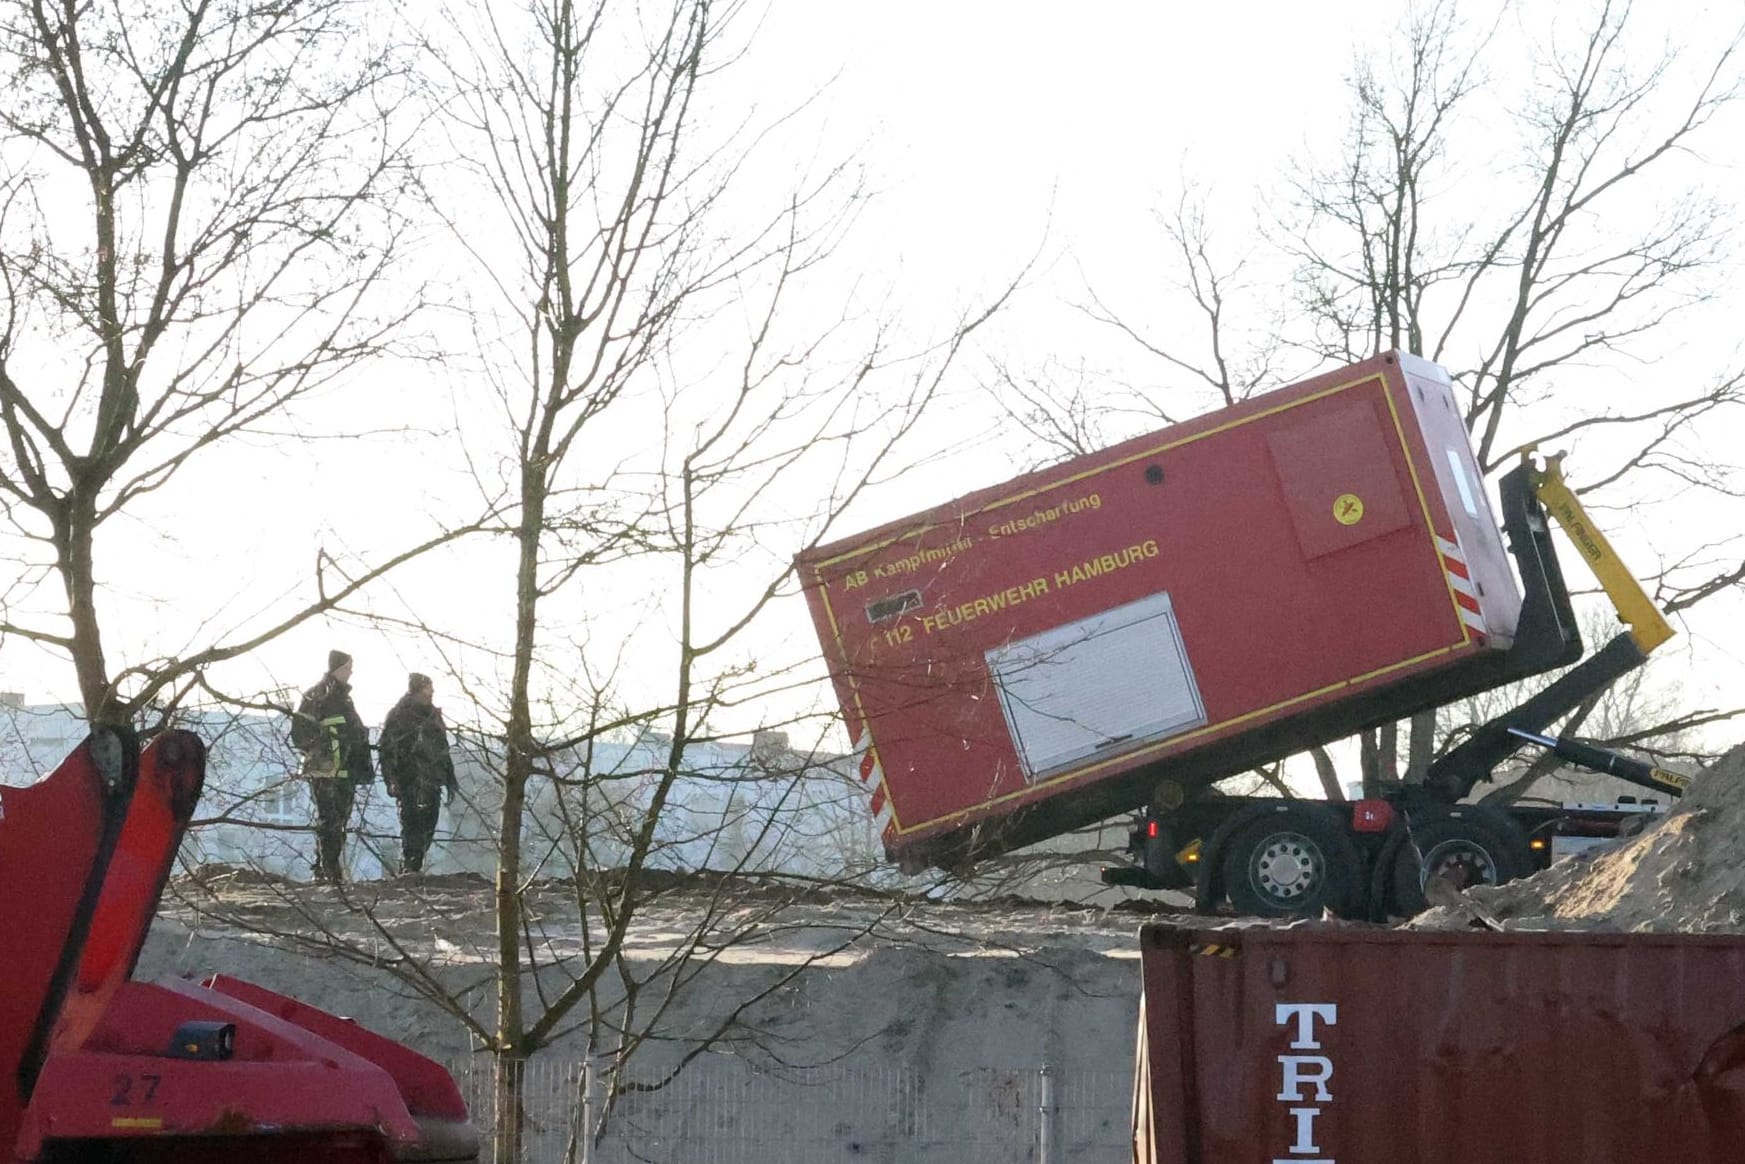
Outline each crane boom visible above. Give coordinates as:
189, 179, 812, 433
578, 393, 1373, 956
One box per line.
1423, 452, 1675, 803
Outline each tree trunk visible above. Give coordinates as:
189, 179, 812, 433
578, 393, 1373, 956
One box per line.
1359, 728, 1380, 797
494, 468, 547, 1162
57, 499, 117, 724
1310, 745, 1346, 801
1404, 709, 1436, 784
493, 1051, 527, 1163
1377, 721, 1398, 783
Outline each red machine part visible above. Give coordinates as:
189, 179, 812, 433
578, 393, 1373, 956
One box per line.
17, 977, 471, 1161
2, 730, 477, 1162
203, 976, 474, 1151
49, 731, 204, 1058
0, 729, 137, 1153
1349, 797, 1395, 833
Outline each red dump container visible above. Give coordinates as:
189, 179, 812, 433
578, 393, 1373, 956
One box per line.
797, 351, 1523, 868
1134, 924, 1745, 1163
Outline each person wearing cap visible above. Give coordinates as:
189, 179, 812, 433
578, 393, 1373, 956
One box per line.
378, 672, 458, 874
291, 650, 376, 882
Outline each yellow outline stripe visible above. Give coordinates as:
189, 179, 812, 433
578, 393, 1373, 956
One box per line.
813, 367, 1469, 840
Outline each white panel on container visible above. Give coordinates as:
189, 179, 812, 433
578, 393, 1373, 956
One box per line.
986, 590, 1206, 783
1446, 448, 1481, 518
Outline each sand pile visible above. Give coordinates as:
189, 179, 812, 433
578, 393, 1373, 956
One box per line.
1409, 743, 1745, 932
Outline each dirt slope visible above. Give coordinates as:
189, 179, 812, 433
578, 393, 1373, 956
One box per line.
141, 877, 1149, 1069
1411, 744, 1745, 932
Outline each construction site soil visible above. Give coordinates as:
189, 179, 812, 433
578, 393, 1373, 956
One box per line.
131, 748, 1739, 1153
144, 873, 1177, 1072
1410, 743, 1745, 932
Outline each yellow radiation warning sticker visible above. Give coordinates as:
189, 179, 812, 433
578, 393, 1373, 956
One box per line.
1333, 493, 1365, 525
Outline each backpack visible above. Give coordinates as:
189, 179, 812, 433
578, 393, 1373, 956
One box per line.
378, 705, 417, 782
289, 691, 322, 753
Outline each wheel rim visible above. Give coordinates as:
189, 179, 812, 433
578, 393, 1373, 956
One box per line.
1249, 831, 1326, 903
1419, 838, 1499, 891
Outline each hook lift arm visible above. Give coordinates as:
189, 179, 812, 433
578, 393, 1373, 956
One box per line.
1424, 451, 1680, 803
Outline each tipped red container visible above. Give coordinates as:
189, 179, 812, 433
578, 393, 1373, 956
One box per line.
798, 351, 1528, 869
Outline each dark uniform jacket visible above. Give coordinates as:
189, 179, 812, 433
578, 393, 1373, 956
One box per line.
293, 675, 375, 784
378, 695, 457, 798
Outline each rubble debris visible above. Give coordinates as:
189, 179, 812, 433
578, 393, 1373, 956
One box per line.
1409, 744, 1745, 933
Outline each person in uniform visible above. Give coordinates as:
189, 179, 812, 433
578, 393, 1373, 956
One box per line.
378, 671, 458, 874
292, 650, 375, 882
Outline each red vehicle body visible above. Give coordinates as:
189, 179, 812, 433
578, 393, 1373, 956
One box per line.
799, 352, 1530, 871
0, 728, 476, 1162
1134, 923, 1745, 1163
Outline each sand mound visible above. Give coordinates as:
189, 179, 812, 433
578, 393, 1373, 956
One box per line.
1409, 743, 1745, 932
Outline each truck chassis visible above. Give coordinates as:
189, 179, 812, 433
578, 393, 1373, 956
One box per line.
1102, 454, 1683, 920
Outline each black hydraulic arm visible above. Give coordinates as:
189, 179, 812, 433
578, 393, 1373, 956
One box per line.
1419, 454, 1674, 805
1423, 631, 1647, 803
1506, 727, 1690, 798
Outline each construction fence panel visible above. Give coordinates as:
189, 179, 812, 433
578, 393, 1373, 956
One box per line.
447, 1057, 1132, 1164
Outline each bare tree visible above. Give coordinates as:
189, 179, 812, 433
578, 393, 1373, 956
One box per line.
1283, 0, 1493, 368
1286, 1, 1745, 487
0, 0, 462, 725
1052, 0, 1745, 797
1083, 190, 1284, 413
1286, 0, 1745, 788
992, 191, 1284, 471
376, 1, 1017, 1156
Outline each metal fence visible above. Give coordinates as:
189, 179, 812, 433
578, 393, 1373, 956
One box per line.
447, 1056, 1132, 1164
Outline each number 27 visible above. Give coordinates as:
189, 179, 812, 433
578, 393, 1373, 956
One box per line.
110, 1073, 162, 1106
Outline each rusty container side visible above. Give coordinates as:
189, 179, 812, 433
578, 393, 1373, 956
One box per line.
1136, 924, 1745, 1164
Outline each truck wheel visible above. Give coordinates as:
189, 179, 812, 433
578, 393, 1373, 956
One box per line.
1390, 807, 1532, 916
1220, 806, 1361, 919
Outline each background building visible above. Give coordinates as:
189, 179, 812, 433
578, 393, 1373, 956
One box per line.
0, 696, 878, 883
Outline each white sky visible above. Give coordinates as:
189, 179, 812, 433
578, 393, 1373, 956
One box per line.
5, 0, 1745, 760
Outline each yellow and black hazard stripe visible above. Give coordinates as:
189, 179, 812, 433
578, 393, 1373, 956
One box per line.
1650, 767, 1692, 793
1190, 942, 1239, 958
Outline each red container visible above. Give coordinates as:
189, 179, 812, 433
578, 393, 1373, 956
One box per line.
797, 352, 1523, 867
1134, 924, 1745, 1163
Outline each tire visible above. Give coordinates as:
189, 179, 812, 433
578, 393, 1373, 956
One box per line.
1220, 806, 1362, 919
1389, 806, 1533, 916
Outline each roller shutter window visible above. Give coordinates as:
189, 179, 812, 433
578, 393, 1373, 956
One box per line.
986, 590, 1207, 782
